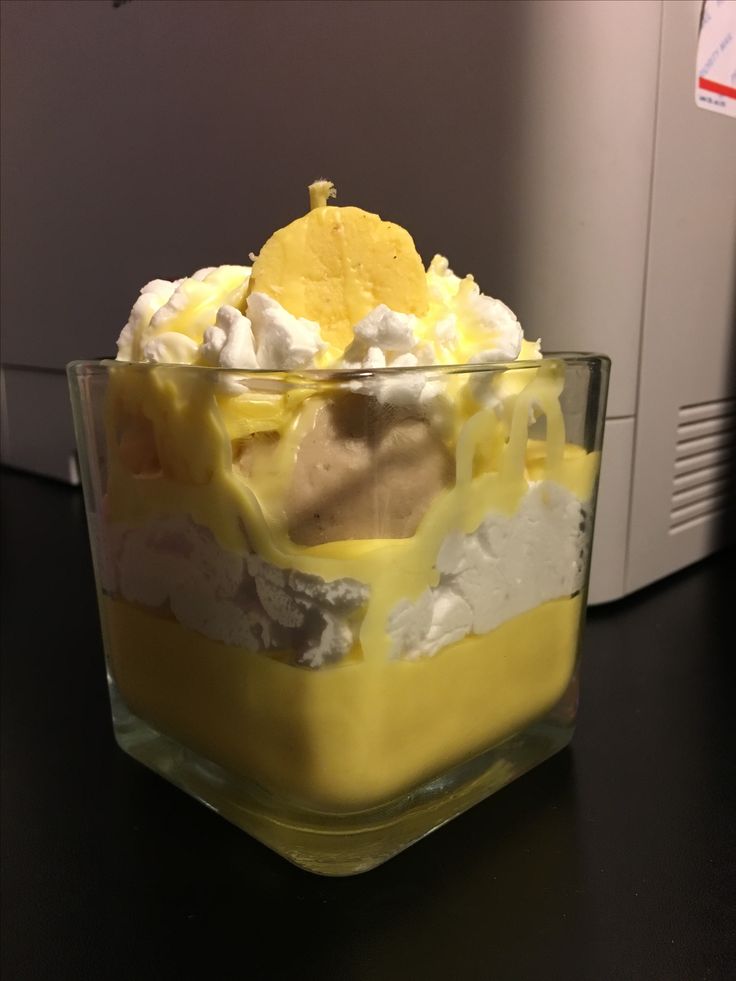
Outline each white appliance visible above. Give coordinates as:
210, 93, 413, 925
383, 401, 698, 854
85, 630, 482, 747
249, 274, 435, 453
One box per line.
498, 0, 736, 602
2, 0, 733, 601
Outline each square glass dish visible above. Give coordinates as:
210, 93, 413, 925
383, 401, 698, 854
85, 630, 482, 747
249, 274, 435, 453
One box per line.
68, 353, 609, 874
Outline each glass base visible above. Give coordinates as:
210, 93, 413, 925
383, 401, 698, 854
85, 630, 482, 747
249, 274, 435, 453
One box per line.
109, 680, 574, 876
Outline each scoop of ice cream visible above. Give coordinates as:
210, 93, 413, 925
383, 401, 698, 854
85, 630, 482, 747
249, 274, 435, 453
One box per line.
285, 395, 454, 545
117, 266, 250, 364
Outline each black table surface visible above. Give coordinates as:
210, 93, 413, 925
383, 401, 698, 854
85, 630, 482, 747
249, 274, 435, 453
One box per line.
1, 467, 734, 980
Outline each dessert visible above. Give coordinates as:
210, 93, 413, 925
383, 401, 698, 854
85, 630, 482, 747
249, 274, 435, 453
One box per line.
71, 181, 607, 871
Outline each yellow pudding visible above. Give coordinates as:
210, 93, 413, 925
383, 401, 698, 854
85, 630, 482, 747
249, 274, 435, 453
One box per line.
104, 593, 582, 811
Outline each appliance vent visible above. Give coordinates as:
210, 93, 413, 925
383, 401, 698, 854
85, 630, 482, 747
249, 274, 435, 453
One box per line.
670, 398, 735, 532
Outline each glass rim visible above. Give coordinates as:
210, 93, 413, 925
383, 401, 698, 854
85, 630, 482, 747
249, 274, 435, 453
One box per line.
67, 352, 610, 384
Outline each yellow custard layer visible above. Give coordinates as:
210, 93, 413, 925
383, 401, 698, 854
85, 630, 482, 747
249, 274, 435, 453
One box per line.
104, 593, 582, 812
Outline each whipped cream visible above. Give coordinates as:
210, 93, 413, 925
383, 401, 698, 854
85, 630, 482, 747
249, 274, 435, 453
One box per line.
387, 482, 586, 659
338, 305, 442, 407
200, 306, 258, 370
117, 266, 250, 364
116, 259, 529, 380
100, 515, 367, 667
247, 293, 326, 369
198, 296, 326, 375
424, 256, 523, 364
